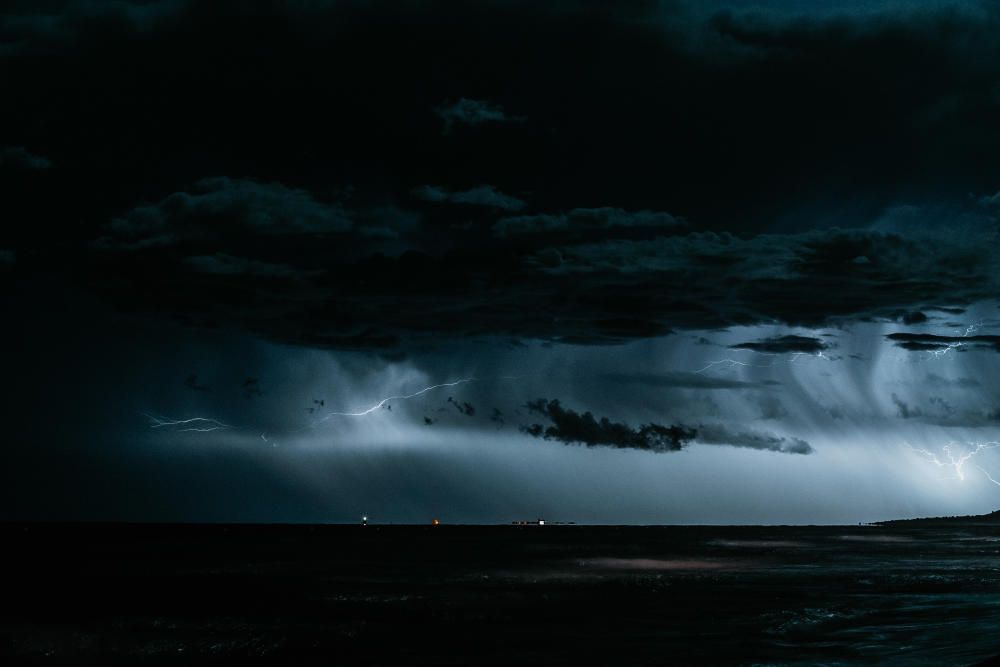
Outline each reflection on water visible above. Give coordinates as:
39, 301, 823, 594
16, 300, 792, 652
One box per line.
582, 557, 743, 570
5, 523, 1000, 665
580, 527, 1000, 665
836, 533, 916, 542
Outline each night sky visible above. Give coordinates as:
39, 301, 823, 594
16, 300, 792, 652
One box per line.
5, 0, 1000, 524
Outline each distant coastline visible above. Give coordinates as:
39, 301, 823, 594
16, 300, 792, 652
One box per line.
879, 509, 1000, 526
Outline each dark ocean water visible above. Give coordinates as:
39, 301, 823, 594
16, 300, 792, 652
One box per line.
3, 523, 1000, 665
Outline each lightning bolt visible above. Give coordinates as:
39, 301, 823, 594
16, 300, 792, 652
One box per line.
923, 320, 986, 360
145, 374, 517, 438
693, 358, 756, 374
975, 465, 1000, 487
907, 441, 1000, 482
144, 414, 231, 432
694, 349, 831, 375
926, 341, 966, 359
963, 321, 984, 337
310, 378, 476, 425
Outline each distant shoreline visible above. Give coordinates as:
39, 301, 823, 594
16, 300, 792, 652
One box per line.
3, 514, 999, 529
877, 508, 1000, 526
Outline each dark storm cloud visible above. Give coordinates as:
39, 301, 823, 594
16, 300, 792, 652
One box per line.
600, 371, 780, 390
532, 227, 999, 329
730, 335, 828, 354
448, 397, 476, 417
181, 254, 306, 279
981, 192, 1000, 218
493, 208, 685, 239
98, 176, 354, 250
434, 98, 520, 132
412, 185, 526, 211
0, 146, 51, 170
886, 333, 1000, 352
5, 0, 1000, 351
522, 399, 696, 452
87, 188, 1000, 350
899, 311, 928, 325
694, 424, 813, 455
521, 398, 812, 455
93, 175, 410, 276
7, 1, 1000, 225
0, 1, 183, 54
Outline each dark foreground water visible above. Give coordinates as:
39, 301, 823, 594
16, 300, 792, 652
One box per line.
3, 523, 1000, 665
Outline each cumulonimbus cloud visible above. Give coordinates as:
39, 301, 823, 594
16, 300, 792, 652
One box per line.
521, 399, 696, 452
11, 1, 1000, 353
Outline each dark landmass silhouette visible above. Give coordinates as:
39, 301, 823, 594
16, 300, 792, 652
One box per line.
879, 508, 1000, 526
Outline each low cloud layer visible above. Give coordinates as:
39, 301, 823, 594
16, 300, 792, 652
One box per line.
522, 399, 696, 452
886, 333, 1000, 353
695, 424, 813, 455
521, 398, 812, 455
84, 188, 1000, 352
731, 335, 828, 355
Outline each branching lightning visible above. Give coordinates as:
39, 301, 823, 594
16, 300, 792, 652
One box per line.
144, 414, 231, 432
694, 349, 830, 375
926, 341, 967, 359
963, 322, 983, 337
143, 376, 483, 441
907, 440, 1000, 483
975, 465, 1000, 487
693, 358, 755, 374
923, 320, 986, 360
311, 378, 476, 424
